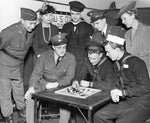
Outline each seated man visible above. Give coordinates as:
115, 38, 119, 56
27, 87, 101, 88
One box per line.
73, 33, 116, 91
72, 33, 116, 123
94, 26, 150, 123
25, 33, 76, 123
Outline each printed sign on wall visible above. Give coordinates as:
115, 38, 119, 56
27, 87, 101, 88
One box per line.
53, 11, 71, 29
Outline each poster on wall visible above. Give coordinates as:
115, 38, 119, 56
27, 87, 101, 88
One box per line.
52, 11, 71, 29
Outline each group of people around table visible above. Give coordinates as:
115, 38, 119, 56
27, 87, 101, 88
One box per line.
0, 1, 150, 123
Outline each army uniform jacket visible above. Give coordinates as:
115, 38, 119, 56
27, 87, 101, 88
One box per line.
32, 23, 59, 56
0, 22, 34, 60
0, 22, 34, 79
29, 50, 76, 91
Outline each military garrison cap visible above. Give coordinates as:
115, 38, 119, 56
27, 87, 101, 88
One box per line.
116, 1, 136, 18
87, 10, 105, 23
106, 26, 126, 45
21, 8, 37, 21
51, 33, 68, 46
69, 1, 85, 12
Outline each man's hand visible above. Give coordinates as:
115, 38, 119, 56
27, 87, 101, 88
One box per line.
72, 80, 80, 88
80, 80, 90, 87
111, 89, 123, 103
25, 87, 35, 100
46, 82, 59, 89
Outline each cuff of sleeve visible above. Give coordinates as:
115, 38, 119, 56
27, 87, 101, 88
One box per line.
56, 81, 61, 87
90, 82, 93, 88
123, 89, 126, 96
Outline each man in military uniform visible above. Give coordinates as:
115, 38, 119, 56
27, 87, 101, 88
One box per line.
61, 1, 94, 81
87, 10, 126, 44
0, 8, 37, 123
25, 33, 76, 123
80, 34, 116, 91
94, 26, 150, 123
72, 32, 116, 123
87, 10, 111, 38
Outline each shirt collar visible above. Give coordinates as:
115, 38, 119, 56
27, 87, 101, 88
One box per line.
118, 52, 130, 64
102, 24, 107, 35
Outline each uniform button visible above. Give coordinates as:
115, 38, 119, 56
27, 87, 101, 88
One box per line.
4, 63, 7, 65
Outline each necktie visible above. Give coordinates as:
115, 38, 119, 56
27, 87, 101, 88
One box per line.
102, 32, 105, 38
56, 56, 61, 66
25, 32, 28, 40
93, 66, 98, 81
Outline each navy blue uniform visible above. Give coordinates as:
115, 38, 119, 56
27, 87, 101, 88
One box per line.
79, 54, 116, 91
94, 52, 150, 123
62, 21, 94, 80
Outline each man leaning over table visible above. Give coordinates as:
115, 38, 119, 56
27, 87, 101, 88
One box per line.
94, 26, 150, 123
73, 33, 116, 91
72, 33, 117, 123
25, 33, 76, 123
0, 7, 37, 123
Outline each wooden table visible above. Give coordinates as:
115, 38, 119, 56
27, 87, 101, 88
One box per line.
32, 87, 110, 123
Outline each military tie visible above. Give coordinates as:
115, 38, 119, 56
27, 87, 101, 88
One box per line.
102, 32, 105, 38
25, 31, 28, 41
56, 56, 61, 66
92, 66, 98, 81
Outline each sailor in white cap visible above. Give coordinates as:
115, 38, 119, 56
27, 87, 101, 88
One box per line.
94, 26, 150, 123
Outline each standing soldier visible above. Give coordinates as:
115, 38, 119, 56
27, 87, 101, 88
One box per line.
87, 10, 112, 38
0, 8, 37, 123
87, 10, 126, 47
61, 1, 94, 81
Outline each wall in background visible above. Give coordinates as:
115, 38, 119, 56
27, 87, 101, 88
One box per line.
0, 0, 150, 31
